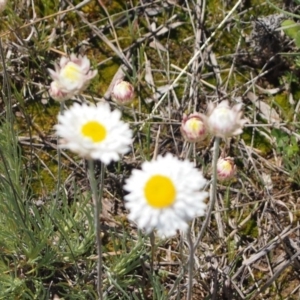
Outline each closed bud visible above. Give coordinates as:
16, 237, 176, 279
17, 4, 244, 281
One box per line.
180, 113, 208, 143
111, 80, 135, 105
217, 157, 236, 181
49, 81, 74, 102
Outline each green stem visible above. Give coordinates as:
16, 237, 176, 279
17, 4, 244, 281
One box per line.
88, 160, 104, 300
149, 231, 155, 274
54, 101, 65, 213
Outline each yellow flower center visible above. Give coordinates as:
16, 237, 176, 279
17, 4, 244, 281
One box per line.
220, 160, 232, 172
61, 63, 82, 81
186, 118, 204, 133
216, 107, 232, 122
119, 81, 130, 91
144, 175, 176, 208
81, 121, 107, 142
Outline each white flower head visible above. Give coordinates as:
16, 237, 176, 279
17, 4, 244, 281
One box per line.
49, 81, 74, 102
217, 157, 236, 181
124, 154, 208, 238
207, 100, 247, 139
111, 80, 135, 105
180, 112, 208, 143
54, 102, 132, 164
0, 0, 7, 13
48, 54, 98, 94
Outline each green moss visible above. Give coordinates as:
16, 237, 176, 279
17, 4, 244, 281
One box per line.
227, 239, 237, 261
81, 1, 101, 15
242, 128, 272, 155
29, 153, 70, 196
33, 0, 60, 16
94, 60, 119, 95
242, 218, 258, 237
273, 93, 293, 121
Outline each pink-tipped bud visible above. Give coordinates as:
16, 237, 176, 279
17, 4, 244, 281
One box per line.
180, 113, 208, 142
49, 81, 74, 102
111, 80, 134, 105
217, 157, 236, 181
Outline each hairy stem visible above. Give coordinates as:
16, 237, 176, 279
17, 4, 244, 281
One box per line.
193, 137, 220, 251
54, 101, 65, 213
88, 160, 105, 300
186, 227, 194, 300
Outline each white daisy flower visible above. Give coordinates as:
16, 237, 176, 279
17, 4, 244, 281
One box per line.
124, 154, 208, 238
54, 102, 132, 164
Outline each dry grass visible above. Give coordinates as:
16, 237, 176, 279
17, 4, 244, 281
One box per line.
0, 0, 300, 299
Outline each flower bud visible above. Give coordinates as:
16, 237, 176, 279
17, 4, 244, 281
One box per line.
49, 81, 74, 102
207, 100, 247, 139
111, 80, 134, 105
180, 113, 208, 143
217, 157, 236, 181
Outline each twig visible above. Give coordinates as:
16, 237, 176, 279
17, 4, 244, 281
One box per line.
249, 248, 300, 300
